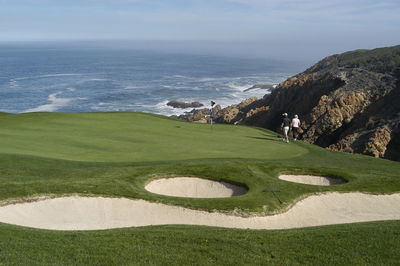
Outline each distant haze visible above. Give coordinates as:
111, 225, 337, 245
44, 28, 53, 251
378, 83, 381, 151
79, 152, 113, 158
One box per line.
1, 0, 400, 62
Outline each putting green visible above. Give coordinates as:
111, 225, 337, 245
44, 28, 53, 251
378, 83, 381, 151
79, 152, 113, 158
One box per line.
0, 112, 307, 162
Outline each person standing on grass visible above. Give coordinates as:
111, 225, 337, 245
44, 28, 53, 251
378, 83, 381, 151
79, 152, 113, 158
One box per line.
291, 114, 301, 141
281, 113, 291, 143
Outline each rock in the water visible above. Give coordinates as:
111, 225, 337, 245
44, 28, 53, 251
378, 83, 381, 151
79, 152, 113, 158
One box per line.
178, 97, 261, 125
244, 84, 276, 92
178, 107, 215, 123
167, 100, 204, 109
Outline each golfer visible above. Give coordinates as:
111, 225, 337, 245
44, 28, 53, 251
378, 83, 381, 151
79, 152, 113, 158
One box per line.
291, 115, 301, 141
281, 113, 291, 143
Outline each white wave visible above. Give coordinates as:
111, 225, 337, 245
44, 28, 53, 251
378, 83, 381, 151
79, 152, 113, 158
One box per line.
124, 85, 141, 89
161, 85, 191, 89
226, 83, 253, 92
198, 75, 289, 85
154, 100, 194, 116
67, 87, 77, 92
163, 75, 237, 82
138, 100, 205, 116
211, 89, 271, 109
38, 74, 83, 78
91, 102, 146, 112
209, 97, 240, 108
169, 75, 189, 79
24, 92, 75, 113
9, 80, 18, 88
198, 77, 233, 82
14, 73, 83, 81
88, 78, 107, 81
173, 75, 188, 78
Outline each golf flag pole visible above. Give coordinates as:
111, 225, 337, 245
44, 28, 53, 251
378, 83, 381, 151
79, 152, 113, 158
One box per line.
210, 101, 216, 130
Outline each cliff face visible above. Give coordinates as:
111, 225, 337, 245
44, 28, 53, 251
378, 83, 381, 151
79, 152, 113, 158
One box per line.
180, 45, 400, 161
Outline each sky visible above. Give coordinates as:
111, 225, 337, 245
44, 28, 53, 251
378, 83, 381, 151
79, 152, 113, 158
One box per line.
1, 0, 400, 61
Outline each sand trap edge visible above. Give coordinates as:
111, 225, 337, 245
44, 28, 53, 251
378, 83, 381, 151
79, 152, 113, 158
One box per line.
279, 174, 347, 186
145, 176, 248, 198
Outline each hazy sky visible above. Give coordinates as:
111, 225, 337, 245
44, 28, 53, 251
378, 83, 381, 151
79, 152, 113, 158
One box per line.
1, 0, 400, 60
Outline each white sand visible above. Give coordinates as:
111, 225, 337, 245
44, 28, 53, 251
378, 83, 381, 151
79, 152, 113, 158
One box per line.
279, 174, 346, 186
145, 177, 248, 198
0, 193, 399, 231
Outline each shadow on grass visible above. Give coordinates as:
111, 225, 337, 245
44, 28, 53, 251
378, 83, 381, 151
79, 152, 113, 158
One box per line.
248, 134, 283, 142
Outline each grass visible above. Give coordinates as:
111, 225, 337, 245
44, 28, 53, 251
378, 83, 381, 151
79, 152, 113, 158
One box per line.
1, 221, 400, 266
0, 111, 399, 265
336, 44, 400, 73
0, 112, 307, 162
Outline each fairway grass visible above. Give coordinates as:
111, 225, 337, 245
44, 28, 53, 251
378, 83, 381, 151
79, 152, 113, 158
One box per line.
0, 112, 399, 265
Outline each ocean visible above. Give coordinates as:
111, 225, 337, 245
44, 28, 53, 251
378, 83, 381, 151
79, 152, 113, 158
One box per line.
0, 43, 302, 116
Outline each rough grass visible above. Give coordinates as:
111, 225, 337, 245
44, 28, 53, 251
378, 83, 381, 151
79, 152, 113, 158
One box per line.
336, 44, 400, 73
0, 112, 399, 265
0, 221, 399, 266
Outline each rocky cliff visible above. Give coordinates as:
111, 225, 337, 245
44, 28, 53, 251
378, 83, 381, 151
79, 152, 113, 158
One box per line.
180, 45, 400, 161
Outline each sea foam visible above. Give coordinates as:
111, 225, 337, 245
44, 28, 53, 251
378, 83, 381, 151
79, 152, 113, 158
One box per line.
24, 92, 75, 113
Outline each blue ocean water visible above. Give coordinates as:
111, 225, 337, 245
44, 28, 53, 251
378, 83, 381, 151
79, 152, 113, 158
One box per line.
0, 44, 301, 116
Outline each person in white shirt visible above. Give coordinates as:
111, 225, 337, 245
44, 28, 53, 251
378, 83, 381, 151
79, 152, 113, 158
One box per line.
291, 115, 301, 141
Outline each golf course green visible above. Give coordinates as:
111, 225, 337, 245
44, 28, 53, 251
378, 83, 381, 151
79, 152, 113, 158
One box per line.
0, 112, 399, 265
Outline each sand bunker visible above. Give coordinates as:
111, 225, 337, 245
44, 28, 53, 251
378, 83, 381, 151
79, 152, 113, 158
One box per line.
145, 177, 248, 198
279, 174, 346, 186
0, 193, 399, 231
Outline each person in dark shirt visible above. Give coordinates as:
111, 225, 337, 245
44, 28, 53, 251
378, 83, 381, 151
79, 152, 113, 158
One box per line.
281, 113, 291, 143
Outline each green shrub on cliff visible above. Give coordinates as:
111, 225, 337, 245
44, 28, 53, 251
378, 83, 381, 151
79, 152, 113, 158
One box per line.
336, 45, 400, 73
